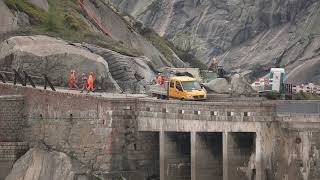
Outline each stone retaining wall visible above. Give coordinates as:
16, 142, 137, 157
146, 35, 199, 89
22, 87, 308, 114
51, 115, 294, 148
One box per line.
1, 83, 320, 180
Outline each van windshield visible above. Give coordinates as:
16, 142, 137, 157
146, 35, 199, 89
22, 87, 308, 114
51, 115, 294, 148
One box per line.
181, 81, 202, 90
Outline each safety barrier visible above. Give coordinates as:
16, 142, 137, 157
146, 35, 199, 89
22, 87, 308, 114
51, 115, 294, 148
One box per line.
285, 83, 320, 97
0, 69, 55, 91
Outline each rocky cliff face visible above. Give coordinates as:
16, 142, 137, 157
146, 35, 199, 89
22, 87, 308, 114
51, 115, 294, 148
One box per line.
83, 0, 186, 69
110, 0, 320, 84
0, 0, 191, 92
84, 43, 155, 93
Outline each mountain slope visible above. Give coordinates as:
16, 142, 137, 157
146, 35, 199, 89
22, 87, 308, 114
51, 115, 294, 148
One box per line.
0, 0, 187, 70
110, 0, 320, 83
0, 0, 194, 92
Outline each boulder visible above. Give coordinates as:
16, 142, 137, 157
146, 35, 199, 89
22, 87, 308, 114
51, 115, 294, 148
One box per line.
5, 148, 90, 180
203, 78, 230, 94
230, 74, 257, 96
0, 35, 121, 92
204, 74, 256, 96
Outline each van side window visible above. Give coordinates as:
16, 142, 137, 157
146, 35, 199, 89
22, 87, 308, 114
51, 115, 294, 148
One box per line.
170, 81, 175, 88
176, 82, 183, 91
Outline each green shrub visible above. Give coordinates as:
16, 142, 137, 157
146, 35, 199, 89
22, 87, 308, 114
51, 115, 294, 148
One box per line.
46, 9, 59, 32
293, 92, 320, 100
175, 47, 207, 70
64, 10, 91, 32
142, 29, 175, 59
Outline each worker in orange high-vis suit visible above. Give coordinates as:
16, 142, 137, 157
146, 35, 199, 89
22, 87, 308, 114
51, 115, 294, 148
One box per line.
87, 72, 94, 93
80, 73, 87, 93
69, 70, 77, 89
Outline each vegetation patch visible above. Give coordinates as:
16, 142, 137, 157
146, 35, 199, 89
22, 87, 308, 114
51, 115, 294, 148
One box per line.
139, 27, 207, 69
175, 47, 208, 70
5, 0, 48, 24
293, 92, 320, 100
140, 28, 175, 59
64, 10, 91, 32
5, 0, 142, 57
262, 91, 280, 100
82, 33, 143, 57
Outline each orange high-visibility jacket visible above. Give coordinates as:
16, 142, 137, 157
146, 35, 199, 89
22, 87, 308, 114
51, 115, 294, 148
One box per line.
88, 74, 94, 88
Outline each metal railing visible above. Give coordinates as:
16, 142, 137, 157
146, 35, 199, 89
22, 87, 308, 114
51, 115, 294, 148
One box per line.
0, 69, 56, 91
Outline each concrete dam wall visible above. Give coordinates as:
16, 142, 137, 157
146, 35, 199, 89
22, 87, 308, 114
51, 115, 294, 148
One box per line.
0, 83, 320, 180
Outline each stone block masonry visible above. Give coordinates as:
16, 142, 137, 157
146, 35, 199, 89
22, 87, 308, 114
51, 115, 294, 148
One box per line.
0, 95, 29, 179
0, 84, 160, 180
0, 95, 25, 142
0, 142, 29, 179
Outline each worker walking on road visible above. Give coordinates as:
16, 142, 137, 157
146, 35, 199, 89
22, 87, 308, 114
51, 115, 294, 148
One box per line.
157, 73, 164, 86
80, 73, 87, 93
87, 72, 94, 93
154, 73, 159, 85
69, 70, 78, 89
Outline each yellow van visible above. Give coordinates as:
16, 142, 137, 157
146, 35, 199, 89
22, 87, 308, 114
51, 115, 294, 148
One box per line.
149, 76, 207, 101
